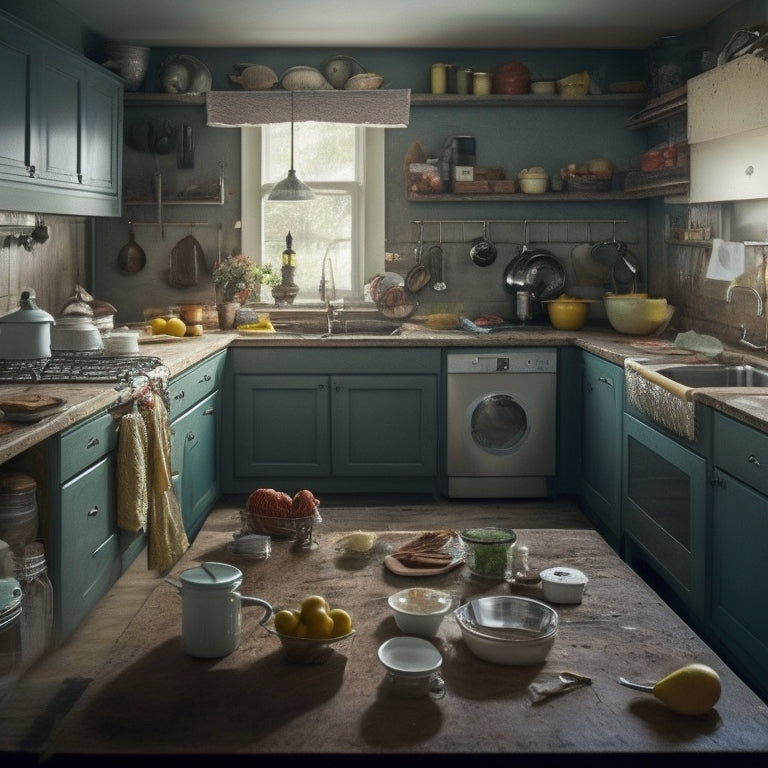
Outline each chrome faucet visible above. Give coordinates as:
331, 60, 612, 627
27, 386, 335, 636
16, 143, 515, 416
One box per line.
726, 284, 764, 316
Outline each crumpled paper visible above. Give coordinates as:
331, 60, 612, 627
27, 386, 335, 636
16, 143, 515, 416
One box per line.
673, 330, 724, 358
527, 671, 592, 704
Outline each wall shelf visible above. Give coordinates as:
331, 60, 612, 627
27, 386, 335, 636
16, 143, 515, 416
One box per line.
125, 92, 206, 107
407, 185, 688, 202
411, 93, 646, 108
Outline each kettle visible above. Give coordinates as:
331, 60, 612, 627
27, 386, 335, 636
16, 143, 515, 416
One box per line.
175, 562, 272, 658
0, 290, 55, 360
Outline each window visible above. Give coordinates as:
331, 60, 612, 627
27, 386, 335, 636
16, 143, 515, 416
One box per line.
241, 123, 385, 304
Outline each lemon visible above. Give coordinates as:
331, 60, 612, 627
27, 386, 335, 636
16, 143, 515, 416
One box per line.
329, 608, 353, 637
185, 323, 204, 337
337, 531, 377, 553
165, 317, 187, 337
150, 317, 167, 335
291, 620, 309, 638
653, 663, 721, 715
301, 604, 335, 638
300, 595, 330, 615
273, 609, 301, 635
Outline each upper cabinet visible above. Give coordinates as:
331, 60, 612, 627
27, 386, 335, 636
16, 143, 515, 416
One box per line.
688, 55, 768, 203
0, 10, 123, 217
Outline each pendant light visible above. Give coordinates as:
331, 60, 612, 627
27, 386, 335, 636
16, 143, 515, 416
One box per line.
268, 92, 314, 202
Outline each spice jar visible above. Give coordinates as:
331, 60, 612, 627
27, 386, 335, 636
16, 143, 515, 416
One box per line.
472, 72, 492, 95
430, 63, 449, 94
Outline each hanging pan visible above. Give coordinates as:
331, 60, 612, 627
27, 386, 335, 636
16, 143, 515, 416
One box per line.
405, 222, 431, 293
591, 222, 627, 265
469, 221, 498, 267
117, 221, 147, 273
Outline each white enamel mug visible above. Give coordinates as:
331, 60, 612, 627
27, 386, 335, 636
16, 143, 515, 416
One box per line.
177, 562, 272, 658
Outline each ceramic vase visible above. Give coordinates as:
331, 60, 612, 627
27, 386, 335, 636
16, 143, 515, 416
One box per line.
217, 302, 239, 329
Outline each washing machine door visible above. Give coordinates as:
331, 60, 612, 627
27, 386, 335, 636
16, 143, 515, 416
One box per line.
469, 393, 529, 455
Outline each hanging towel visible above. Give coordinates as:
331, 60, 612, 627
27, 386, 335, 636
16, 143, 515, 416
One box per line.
706, 238, 745, 281
141, 397, 189, 574
116, 407, 149, 532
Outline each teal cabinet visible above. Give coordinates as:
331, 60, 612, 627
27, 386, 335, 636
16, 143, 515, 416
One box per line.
223, 348, 441, 495
0, 9, 123, 216
581, 352, 623, 543
710, 413, 768, 700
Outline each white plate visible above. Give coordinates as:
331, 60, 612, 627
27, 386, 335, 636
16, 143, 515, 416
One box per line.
378, 636, 442, 677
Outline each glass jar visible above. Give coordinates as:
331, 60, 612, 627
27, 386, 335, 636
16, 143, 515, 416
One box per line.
430, 63, 449, 95
0, 577, 22, 707
0, 472, 39, 557
472, 72, 492, 96
13, 542, 53, 671
459, 527, 517, 580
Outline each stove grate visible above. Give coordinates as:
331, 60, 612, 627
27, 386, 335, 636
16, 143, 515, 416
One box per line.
0, 353, 165, 384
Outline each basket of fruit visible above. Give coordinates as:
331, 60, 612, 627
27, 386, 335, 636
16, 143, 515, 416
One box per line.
265, 594, 355, 663
241, 488, 321, 540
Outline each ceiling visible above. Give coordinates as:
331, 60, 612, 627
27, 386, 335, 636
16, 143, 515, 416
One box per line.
55, 0, 742, 50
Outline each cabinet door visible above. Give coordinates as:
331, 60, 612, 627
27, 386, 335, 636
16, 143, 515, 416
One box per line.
233, 374, 330, 477
711, 470, 768, 696
81, 66, 122, 196
331, 375, 438, 476
581, 354, 623, 539
171, 391, 220, 539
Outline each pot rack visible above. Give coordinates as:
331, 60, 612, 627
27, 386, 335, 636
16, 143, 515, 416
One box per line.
410, 218, 631, 245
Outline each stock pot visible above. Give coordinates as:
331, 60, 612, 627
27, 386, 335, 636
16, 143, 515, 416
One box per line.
0, 291, 54, 360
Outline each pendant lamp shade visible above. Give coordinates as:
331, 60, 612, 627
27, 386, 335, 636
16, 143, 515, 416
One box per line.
268, 93, 314, 202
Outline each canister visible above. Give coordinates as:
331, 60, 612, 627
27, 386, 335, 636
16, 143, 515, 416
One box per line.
0, 577, 22, 707
455, 67, 473, 95
0, 473, 39, 557
472, 72, 492, 96
430, 63, 449, 94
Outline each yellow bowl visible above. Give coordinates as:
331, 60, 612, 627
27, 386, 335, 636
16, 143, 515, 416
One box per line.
603, 294, 668, 335
545, 299, 590, 330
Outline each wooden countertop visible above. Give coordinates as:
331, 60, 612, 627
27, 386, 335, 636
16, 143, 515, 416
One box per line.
36, 507, 768, 757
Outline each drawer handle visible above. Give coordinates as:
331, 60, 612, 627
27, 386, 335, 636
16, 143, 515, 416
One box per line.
86, 436, 100, 449
92, 534, 115, 557
748, 454, 761, 467
198, 374, 212, 383
203, 408, 215, 416
87, 505, 100, 518
598, 376, 613, 387
175, 390, 185, 401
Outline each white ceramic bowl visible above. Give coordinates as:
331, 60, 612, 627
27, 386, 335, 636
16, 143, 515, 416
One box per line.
378, 636, 442, 677
603, 294, 668, 335
454, 596, 558, 665
540, 566, 588, 604
388, 587, 453, 636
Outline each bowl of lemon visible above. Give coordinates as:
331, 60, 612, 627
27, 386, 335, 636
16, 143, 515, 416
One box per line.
265, 594, 355, 663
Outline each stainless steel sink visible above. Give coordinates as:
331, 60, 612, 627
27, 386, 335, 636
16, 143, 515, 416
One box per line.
656, 363, 768, 388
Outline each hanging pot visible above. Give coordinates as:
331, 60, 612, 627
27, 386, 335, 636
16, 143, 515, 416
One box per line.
117, 222, 147, 273
0, 290, 54, 360
175, 562, 272, 658
469, 221, 498, 267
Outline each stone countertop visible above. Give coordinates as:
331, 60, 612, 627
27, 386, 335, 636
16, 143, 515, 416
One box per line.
3, 324, 768, 465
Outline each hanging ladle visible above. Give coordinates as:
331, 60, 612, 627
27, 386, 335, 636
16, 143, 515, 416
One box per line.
469, 220, 498, 267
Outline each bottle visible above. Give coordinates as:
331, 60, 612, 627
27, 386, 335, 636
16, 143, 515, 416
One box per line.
430, 63, 448, 95
512, 545, 541, 584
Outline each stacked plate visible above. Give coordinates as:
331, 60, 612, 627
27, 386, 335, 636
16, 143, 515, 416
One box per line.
50, 316, 103, 352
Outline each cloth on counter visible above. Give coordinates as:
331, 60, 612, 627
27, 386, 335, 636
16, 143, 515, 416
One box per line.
706, 238, 745, 281
116, 406, 149, 533
673, 330, 724, 358
141, 396, 189, 574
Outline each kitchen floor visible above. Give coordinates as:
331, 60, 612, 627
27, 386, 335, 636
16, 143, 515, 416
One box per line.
1, 493, 590, 756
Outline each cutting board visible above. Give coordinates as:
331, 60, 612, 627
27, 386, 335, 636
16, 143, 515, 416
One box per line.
169, 235, 205, 287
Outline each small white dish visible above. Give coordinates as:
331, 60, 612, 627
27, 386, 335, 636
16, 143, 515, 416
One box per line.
388, 588, 453, 636
539, 566, 588, 604
378, 636, 442, 678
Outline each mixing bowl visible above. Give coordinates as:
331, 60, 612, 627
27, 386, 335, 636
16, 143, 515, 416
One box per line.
388, 587, 453, 636
455, 596, 559, 665
603, 293, 668, 335
545, 297, 591, 330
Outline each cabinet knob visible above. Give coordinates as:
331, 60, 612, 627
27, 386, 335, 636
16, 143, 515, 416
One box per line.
86, 436, 100, 449
748, 453, 761, 467
27, 165, 36, 178
199, 374, 212, 383
203, 408, 215, 416
598, 376, 613, 387
87, 505, 100, 517
745, 165, 755, 177
186, 431, 195, 442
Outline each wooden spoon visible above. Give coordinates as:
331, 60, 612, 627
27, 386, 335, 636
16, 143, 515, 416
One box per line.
118, 221, 147, 273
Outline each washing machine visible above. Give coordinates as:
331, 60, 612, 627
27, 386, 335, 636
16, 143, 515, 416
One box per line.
446, 349, 557, 498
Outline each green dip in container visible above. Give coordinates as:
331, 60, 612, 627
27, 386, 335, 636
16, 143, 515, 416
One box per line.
459, 527, 517, 580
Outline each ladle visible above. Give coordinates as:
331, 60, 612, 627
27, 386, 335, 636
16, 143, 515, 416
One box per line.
430, 244, 447, 291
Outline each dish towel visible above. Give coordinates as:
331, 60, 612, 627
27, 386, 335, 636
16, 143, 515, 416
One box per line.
706, 238, 745, 281
116, 405, 149, 532
141, 396, 189, 574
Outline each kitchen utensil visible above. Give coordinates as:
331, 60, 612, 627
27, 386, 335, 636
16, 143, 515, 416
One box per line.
405, 223, 431, 292
117, 222, 147, 273
378, 285, 417, 319
169, 234, 204, 287
321, 54, 365, 89
0, 290, 54, 360
544, 297, 592, 330
612, 250, 640, 293
469, 221, 498, 266
591, 224, 627, 265
178, 124, 194, 168
388, 588, 453, 637
174, 562, 272, 658
430, 244, 447, 291
459, 527, 517, 580
571, 241, 611, 283
50, 316, 103, 352
160, 54, 212, 94
503, 249, 565, 301
264, 618, 355, 664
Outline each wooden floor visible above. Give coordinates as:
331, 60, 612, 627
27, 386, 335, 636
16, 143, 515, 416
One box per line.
0, 494, 589, 757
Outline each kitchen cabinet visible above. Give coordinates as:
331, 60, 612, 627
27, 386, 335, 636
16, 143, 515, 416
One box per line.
580, 352, 623, 544
710, 412, 768, 700
0, 10, 123, 217
168, 350, 226, 540
621, 409, 711, 621
688, 55, 768, 202
222, 347, 440, 495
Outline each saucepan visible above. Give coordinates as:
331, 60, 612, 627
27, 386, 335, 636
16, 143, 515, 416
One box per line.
469, 221, 498, 267
169, 562, 273, 658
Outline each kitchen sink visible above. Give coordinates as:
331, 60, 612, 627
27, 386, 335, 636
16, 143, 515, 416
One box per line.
656, 363, 768, 388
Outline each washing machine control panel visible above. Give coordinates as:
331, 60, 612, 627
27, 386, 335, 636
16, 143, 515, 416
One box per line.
463, 351, 557, 374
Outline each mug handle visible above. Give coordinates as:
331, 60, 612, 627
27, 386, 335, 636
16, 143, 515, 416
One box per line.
240, 596, 273, 626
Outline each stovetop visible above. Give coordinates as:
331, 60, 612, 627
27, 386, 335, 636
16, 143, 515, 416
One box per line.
0, 352, 165, 384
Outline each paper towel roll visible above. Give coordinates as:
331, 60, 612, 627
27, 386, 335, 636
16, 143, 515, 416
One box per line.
706, 238, 745, 281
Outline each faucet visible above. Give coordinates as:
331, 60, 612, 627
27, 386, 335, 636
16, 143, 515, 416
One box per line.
726, 284, 766, 349
319, 241, 341, 333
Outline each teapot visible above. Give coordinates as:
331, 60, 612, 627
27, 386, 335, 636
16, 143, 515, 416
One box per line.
175, 562, 272, 658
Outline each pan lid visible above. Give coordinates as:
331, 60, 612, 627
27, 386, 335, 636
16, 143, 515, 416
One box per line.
179, 562, 243, 590
0, 291, 54, 326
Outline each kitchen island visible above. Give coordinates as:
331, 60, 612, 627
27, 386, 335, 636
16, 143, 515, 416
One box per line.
6, 504, 766, 760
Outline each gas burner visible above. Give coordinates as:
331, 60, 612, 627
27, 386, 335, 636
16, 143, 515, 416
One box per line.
0, 352, 165, 384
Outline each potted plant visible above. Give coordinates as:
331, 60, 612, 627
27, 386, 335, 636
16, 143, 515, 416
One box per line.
212, 254, 280, 328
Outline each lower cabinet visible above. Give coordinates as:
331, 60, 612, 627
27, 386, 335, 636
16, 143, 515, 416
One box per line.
580, 352, 623, 543
222, 348, 441, 495
710, 412, 768, 700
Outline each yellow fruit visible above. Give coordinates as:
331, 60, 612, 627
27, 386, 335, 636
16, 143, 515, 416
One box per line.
165, 317, 187, 337
329, 608, 353, 637
150, 317, 167, 335
273, 609, 301, 635
301, 604, 335, 638
653, 663, 721, 715
300, 595, 330, 615
291, 620, 309, 638
185, 323, 204, 337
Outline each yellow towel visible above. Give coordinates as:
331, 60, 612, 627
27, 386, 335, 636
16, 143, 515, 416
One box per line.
116, 408, 149, 533
141, 397, 189, 574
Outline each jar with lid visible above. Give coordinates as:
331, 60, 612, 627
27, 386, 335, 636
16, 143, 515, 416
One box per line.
430, 63, 449, 94
13, 542, 53, 671
0, 576, 23, 706
472, 72, 492, 96
0, 472, 39, 557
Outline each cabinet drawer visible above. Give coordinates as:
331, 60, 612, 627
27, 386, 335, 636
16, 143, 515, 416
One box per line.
59, 410, 119, 482
167, 351, 226, 421
714, 413, 768, 497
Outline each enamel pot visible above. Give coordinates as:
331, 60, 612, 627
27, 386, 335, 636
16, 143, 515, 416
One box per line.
177, 562, 273, 658
0, 290, 54, 360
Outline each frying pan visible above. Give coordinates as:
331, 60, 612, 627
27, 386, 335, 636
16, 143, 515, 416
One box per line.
117, 221, 147, 273
591, 223, 627, 265
469, 221, 498, 267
